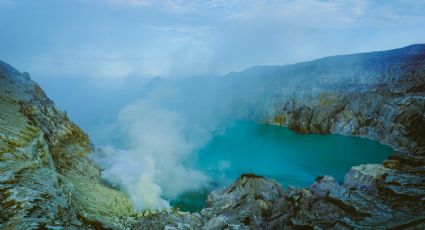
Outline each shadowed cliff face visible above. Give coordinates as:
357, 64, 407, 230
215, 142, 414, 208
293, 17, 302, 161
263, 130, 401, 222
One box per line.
0, 44, 424, 229
260, 44, 425, 155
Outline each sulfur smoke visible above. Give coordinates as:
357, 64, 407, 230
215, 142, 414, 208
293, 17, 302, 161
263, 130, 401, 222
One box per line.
91, 73, 282, 210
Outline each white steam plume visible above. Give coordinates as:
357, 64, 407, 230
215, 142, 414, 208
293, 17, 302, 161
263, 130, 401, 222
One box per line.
92, 74, 279, 210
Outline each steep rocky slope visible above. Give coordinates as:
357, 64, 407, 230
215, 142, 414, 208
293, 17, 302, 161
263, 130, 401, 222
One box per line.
0, 61, 134, 229
1, 44, 424, 229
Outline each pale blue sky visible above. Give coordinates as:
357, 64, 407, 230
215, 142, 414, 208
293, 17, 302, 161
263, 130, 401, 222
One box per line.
1, 0, 425, 79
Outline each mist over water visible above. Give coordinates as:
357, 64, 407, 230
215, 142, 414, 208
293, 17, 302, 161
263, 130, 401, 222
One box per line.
92, 75, 277, 210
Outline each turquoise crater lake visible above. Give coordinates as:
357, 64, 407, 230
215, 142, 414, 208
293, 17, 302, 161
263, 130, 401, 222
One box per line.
172, 121, 393, 212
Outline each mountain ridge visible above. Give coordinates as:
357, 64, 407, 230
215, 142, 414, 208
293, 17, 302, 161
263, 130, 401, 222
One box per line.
232, 43, 425, 74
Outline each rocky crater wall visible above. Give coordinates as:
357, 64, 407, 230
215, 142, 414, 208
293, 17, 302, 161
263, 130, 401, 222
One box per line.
1, 44, 424, 229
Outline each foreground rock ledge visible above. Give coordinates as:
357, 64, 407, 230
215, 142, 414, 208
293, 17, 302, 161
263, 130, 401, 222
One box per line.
1, 44, 425, 230
201, 164, 425, 229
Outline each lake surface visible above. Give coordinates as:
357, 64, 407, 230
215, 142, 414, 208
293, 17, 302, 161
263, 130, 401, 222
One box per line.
171, 120, 393, 212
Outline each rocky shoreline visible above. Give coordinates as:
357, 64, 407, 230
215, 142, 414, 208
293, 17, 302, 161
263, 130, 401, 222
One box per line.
1, 44, 425, 229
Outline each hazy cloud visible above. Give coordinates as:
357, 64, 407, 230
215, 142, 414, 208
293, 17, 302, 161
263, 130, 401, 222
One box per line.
106, 0, 152, 7
1, 0, 425, 80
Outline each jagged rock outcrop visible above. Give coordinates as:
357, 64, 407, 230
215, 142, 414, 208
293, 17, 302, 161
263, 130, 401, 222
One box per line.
201, 167, 425, 229
201, 174, 290, 229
